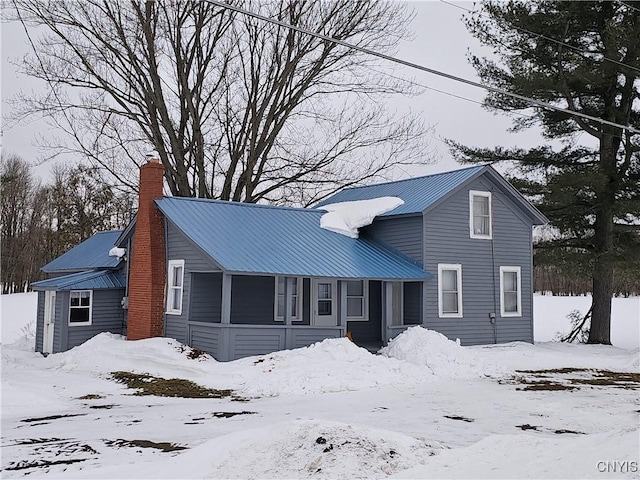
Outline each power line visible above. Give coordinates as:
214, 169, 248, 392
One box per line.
616, 0, 640, 14
441, 0, 640, 75
207, 0, 640, 135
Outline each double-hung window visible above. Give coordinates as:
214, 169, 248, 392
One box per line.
469, 190, 492, 239
166, 260, 185, 315
500, 266, 522, 317
275, 276, 301, 321
438, 264, 462, 318
69, 290, 92, 325
345, 280, 368, 321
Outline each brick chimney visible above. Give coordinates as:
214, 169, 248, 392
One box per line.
127, 155, 166, 340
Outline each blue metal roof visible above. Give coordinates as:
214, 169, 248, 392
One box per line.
156, 197, 430, 280
316, 165, 487, 216
42, 230, 124, 273
31, 270, 126, 291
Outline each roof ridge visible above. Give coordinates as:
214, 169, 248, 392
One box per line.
341, 164, 487, 192
159, 196, 324, 213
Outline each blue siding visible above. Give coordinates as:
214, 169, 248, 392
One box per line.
165, 221, 220, 344
35, 291, 45, 352
423, 174, 534, 345
67, 289, 125, 349
188, 323, 221, 357
53, 292, 67, 353
362, 216, 423, 265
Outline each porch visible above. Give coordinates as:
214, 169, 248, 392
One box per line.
173, 272, 423, 361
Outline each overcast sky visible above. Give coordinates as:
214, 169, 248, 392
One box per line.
1, 1, 549, 183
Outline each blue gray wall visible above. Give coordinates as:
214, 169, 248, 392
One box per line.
35, 291, 45, 352
165, 221, 220, 343
190, 273, 222, 323
422, 174, 534, 345
362, 216, 423, 265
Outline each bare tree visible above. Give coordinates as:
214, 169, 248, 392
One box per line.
7, 0, 431, 205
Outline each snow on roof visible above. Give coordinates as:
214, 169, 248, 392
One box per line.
318, 197, 404, 238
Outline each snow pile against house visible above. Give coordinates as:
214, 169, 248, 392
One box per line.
380, 327, 507, 379
318, 197, 404, 238
236, 338, 431, 396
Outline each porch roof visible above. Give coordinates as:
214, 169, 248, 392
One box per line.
156, 197, 431, 280
31, 270, 126, 291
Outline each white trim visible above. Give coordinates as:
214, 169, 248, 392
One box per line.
500, 266, 522, 317
68, 290, 92, 326
274, 276, 303, 322
469, 190, 492, 239
438, 264, 463, 318
344, 279, 369, 321
166, 259, 185, 315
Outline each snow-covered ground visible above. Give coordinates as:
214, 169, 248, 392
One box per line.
1, 293, 639, 479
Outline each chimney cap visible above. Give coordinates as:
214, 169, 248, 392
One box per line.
145, 151, 160, 164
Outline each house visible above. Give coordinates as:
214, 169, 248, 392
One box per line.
33, 158, 547, 359
31, 231, 126, 354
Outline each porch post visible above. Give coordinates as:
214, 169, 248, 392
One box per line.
221, 273, 232, 324
220, 273, 232, 361
338, 280, 346, 329
382, 281, 392, 343
284, 277, 293, 349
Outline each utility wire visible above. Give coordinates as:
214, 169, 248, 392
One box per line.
367, 66, 537, 120
441, 0, 640, 75
207, 0, 640, 135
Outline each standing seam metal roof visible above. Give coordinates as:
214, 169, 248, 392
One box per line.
41, 230, 124, 273
315, 165, 487, 216
31, 270, 126, 290
155, 197, 430, 280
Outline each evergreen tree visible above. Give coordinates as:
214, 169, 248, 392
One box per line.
449, 1, 640, 344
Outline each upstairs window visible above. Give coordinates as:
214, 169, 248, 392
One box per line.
166, 260, 185, 315
275, 276, 301, 321
469, 190, 492, 239
500, 266, 522, 317
69, 290, 92, 325
346, 280, 368, 320
438, 264, 462, 318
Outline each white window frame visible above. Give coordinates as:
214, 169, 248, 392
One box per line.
345, 280, 369, 321
438, 264, 463, 318
500, 266, 522, 317
469, 190, 492, 239
68, 290, 92, 326
274, 276, 303, 322
166, 259, 185, 315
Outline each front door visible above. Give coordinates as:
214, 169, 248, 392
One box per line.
43, 291, 56, 354
312, 279, 337, 326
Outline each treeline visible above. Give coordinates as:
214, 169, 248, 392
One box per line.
534, 265, 640, 297
1, 154, 131, 294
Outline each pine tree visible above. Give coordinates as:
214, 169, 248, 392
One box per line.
449, 1, 640, 344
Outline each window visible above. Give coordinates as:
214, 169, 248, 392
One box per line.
438, 264, 462, 318
69, 290, 92, 325
275, 276, 301, 321
469, 190, 492, 239
166, 260, 185, 315
500, 266, 522, 317
346, 280, 368, 320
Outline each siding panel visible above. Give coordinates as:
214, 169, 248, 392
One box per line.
190, 273, 222, 323
35, 291, 45, 352
423, 175, 534, 345
189, 324, 220, 358
66, 289, 125, 349
165, 222, 221, 344
362, 216, 423, 265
